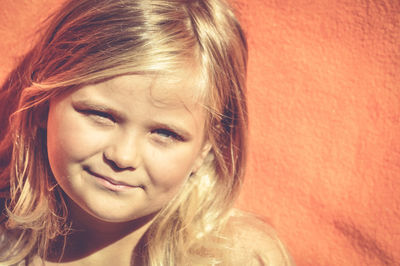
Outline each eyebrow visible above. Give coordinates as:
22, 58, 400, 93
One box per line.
72, 99, 126, 121
72, 99, 194, 139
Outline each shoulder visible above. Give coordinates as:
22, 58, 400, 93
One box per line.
223, 209, 295, 266
0, 196, 10, 252
0, 197, 18, 259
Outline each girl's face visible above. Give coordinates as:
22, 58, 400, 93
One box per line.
47, 73, 210, 223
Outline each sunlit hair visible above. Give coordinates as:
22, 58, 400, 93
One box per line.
0, 0, 248, 264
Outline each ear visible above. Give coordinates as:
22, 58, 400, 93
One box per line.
192, 141, 212, 174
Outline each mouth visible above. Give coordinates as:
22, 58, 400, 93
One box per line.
84, 167, 142, 192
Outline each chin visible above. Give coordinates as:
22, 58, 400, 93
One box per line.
85, 206, 159, 225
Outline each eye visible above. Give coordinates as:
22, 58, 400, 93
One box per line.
78, 109, 116, 125
152, 128, 184, 142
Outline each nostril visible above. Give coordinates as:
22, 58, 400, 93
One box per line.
102, 152, 136, 172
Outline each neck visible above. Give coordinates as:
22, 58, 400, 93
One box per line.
47, 198, 157, 264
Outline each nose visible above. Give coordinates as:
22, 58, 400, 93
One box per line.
103, 131, 140, 170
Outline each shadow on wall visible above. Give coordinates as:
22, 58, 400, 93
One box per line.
235, 0, 400, 265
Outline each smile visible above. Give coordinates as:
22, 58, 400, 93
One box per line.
84, 167, 142, 192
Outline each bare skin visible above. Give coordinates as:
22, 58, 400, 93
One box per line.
32, 199, 155, 265
32, 73, 209, 265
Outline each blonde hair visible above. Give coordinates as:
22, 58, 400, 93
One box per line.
0, 0, 248, 264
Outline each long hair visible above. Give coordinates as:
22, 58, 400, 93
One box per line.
0, 0, 248, 264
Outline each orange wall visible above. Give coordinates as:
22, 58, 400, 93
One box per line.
235, 1, 400, 265
1, 1, 399, 265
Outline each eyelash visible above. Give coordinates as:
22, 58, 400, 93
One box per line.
78, 108, 184, 142
152, 128, 184, 141
80, 109, 115, 123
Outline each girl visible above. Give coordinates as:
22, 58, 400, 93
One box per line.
0, 0, 293, 265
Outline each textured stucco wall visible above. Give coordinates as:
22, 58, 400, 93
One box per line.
1, 1, 399, 265
235, 1, 400, 265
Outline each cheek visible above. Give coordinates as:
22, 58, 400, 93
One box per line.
143, 145, 200, 190
47, 106, 105, 177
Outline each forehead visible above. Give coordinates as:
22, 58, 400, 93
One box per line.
111, 72, 206, 106
68, 70, 208, 116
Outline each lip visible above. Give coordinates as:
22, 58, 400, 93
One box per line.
85, 168, 141, 192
